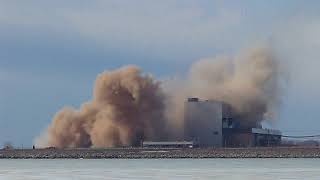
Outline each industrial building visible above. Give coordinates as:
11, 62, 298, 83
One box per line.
184, 98, 282, 147
142, 141, 194, 148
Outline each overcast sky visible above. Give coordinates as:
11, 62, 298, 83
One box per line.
1, 0, 320, 147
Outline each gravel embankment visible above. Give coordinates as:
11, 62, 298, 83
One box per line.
0, 147, 319, 159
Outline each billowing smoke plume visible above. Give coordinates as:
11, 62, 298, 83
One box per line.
36, 46, 284, 148
37, 66, 167, 148
166, 46, 283, 130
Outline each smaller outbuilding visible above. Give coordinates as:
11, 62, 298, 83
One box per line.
142, 141, 195, 148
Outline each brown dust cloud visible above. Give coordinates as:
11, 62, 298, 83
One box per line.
35, 46, 285, 148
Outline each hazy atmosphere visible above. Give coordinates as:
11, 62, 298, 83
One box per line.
1, 0, 320, 147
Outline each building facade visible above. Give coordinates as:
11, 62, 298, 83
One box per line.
184, 98, 282, 147
184, 98, 223, 147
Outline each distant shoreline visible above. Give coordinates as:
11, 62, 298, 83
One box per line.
0, 147, 320, 159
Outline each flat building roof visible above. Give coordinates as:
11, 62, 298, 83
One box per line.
143, 141, 194, 145
252, 128, 282, 136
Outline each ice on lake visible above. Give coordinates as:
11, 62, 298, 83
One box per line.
0, 158, 319, 180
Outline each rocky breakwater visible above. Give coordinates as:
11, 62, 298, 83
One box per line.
0, 147, 320, 159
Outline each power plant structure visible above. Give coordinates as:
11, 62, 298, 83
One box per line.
143, 98, 282, 148
184, 98, 282, 147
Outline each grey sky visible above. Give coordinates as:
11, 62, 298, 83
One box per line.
0, 0, 320, 146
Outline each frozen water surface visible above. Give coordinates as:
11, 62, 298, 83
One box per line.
0, 159, 319, 180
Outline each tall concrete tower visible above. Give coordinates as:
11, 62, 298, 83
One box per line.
184, 98, 223, 147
